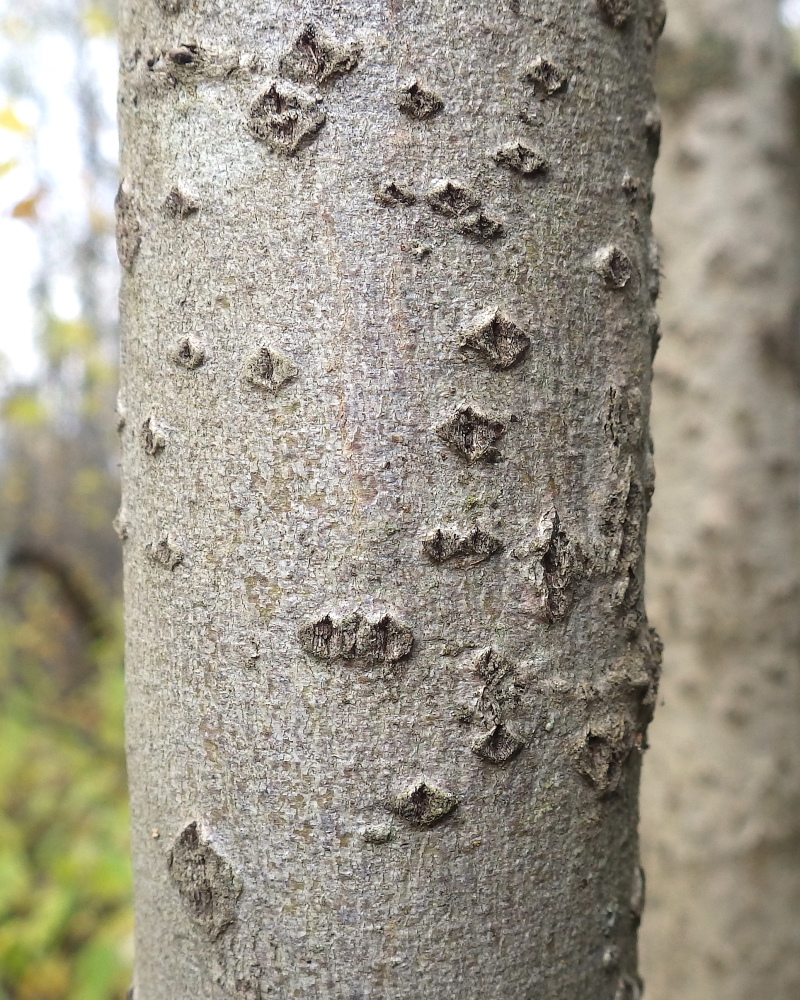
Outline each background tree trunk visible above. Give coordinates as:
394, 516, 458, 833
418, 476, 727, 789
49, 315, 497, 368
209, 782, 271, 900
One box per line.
639, 1, 800, 996
119, 2, 662, 996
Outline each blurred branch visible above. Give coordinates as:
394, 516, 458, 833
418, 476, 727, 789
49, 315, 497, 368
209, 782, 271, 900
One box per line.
6, 541, 110, 643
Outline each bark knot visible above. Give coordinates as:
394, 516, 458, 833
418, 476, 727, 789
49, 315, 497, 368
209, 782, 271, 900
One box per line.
472, 724, 525, 764
425, 180, 480, 219
424, 181, 504, 240
596, 0, 633, 29
453, 210, 504, 240
644, 106, 662, 155
146, 533, 184, 570
279, 23, 360, 85
396, 81, 443, 120
473, 648, 526, 724
362, 823, 392, 844
422, 525, 502, 567
245, 346, 299, 392
594, 245, 633, 289
141, 417, 167, 456
115, 182, 141, 271
571, 629, 662, 795
113, 509, 130, 541
647, 0, 667, 48
630, 864, 646, 925
461, 308, 530, 370
163, 186, 199, 219
375, 181, 416, 207
168, 822, 242, 940
574, 723, 634, 795
436, 405, 506, 463
171, 335, 206, 369
492, 141, 549, 176
522, 57, 567, 97
298, 611, 414, 665
247, 80, 325, 154
511, 509, 577, 623
614, 974, 644, 1000
390, 782, 458, 827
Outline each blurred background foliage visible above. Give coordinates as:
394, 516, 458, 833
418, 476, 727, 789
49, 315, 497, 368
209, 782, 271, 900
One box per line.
0, 0, 130, 996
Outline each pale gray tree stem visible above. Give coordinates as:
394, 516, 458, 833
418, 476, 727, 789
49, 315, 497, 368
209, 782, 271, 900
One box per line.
640, 1, 800, 996
119, 1, 663, 996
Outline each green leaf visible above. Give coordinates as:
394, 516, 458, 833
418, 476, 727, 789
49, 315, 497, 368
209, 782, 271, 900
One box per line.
82, 6, 116, 38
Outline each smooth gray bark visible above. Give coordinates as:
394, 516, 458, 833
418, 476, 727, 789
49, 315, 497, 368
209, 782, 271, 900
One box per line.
118, 2, 663, 997
640, 1, 800, 996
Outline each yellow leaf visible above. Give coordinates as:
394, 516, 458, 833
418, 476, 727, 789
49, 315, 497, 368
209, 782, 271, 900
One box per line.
82, 5, 116, 37
0, 105, 31, 135
43, 317, 96, 359
0, 158, 19, 178
88, 204, 112, 236
0, 16, 32, 43
11, 189, 43, 220
2, 393, 47, 427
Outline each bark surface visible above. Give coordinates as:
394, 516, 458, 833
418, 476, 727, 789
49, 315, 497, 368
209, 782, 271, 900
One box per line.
640, 1, 800, 996
118, 2, 662, 997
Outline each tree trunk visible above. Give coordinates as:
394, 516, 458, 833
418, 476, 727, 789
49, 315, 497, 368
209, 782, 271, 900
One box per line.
118, 2, 663, 996
639, 1, 800, 996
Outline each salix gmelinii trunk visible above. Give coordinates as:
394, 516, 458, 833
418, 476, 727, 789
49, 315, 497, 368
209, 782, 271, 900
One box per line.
118, 2, 664, 996
639, 1, 800, 997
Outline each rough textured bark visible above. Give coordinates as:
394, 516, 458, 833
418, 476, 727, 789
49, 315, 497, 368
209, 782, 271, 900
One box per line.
118, 2, 663, 997
639, 1, 800, 996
